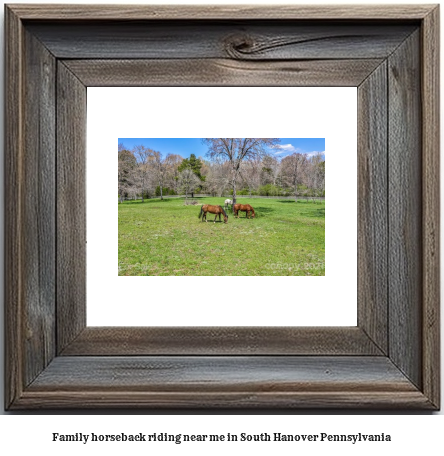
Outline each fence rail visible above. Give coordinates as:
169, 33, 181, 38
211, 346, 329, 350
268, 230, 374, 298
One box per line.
122, 194, 324, 201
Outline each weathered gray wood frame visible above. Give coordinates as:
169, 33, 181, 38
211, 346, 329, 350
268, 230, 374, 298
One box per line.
4, 4, 440, 409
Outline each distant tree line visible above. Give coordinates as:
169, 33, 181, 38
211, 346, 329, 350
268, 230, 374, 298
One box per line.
118, 139, 325, 203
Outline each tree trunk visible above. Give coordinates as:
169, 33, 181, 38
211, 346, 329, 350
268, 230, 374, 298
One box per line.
160, 182, 163, 200
294, 177, 298, 202
232, 169, 237, 204
141, 176, 144, 203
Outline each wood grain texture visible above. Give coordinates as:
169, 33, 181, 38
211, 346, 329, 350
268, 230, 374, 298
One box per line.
5, 5, 24, 410
7, 4, 436, 20
388, 30, 423, 389
27, 22, 416, 60
13, 356, 432, 409
22, 28, 57, 387
357, 62, 388, 354
64, 59, 384, 87
61, 327, 382, 356
15, 390, 434, 410
28, 356, 418, 391
56, 62, 87, 353
421, 6, 441, 409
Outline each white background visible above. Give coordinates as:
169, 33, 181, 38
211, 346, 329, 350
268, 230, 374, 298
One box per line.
87, 87, 357, 326
0, 0, 442, 449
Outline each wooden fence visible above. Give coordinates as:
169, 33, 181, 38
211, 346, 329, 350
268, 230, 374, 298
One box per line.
122, 194, 324, 201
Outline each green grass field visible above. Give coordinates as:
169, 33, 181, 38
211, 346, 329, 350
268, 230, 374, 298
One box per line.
118, 197, 325, 276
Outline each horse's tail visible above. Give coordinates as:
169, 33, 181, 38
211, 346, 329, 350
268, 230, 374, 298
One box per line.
198, 205, 203, 219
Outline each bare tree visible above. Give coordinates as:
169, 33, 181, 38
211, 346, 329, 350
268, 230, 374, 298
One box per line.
148, 150, 176, 200
239, 158, 261, 196
132, 145, 152, 202
204, 161, 230, 197
203, 138, 280, 204
165, 154, 183, 194
178, 168, 200, 200
118, 145, 137, 203
261, 155, 281, 187
281, 153, 308, 202
307, 153, 325, 201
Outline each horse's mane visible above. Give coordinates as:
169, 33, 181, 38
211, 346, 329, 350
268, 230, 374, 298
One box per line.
219, 206, 228, 218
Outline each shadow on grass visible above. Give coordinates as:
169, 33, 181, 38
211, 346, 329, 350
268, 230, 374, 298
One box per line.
120, 198, 176, 205
241, 206, 274, 219
119, 200, 143, 205
253, 206, 275, 214
277, 199, 323, 204
302, 208, 325, 218
151, 198, 175, 203
199, 220, 227, 223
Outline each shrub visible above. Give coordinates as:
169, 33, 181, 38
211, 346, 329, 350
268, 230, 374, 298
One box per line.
155, 186, 175, 196
258, 184, 282, 196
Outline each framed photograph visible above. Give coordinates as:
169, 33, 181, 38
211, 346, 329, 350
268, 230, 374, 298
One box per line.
5, 4, 440, 409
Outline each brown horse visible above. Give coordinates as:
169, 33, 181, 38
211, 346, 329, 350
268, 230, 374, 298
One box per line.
198, 204, 228, 223
233, 204, 255, 219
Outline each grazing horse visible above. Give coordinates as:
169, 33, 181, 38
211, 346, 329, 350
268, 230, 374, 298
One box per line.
233, 203, 255, 219
198, 204, 228, 223
224, 199, 233, 211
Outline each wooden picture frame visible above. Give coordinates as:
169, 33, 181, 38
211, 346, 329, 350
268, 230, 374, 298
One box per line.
5, 4, 440, 409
